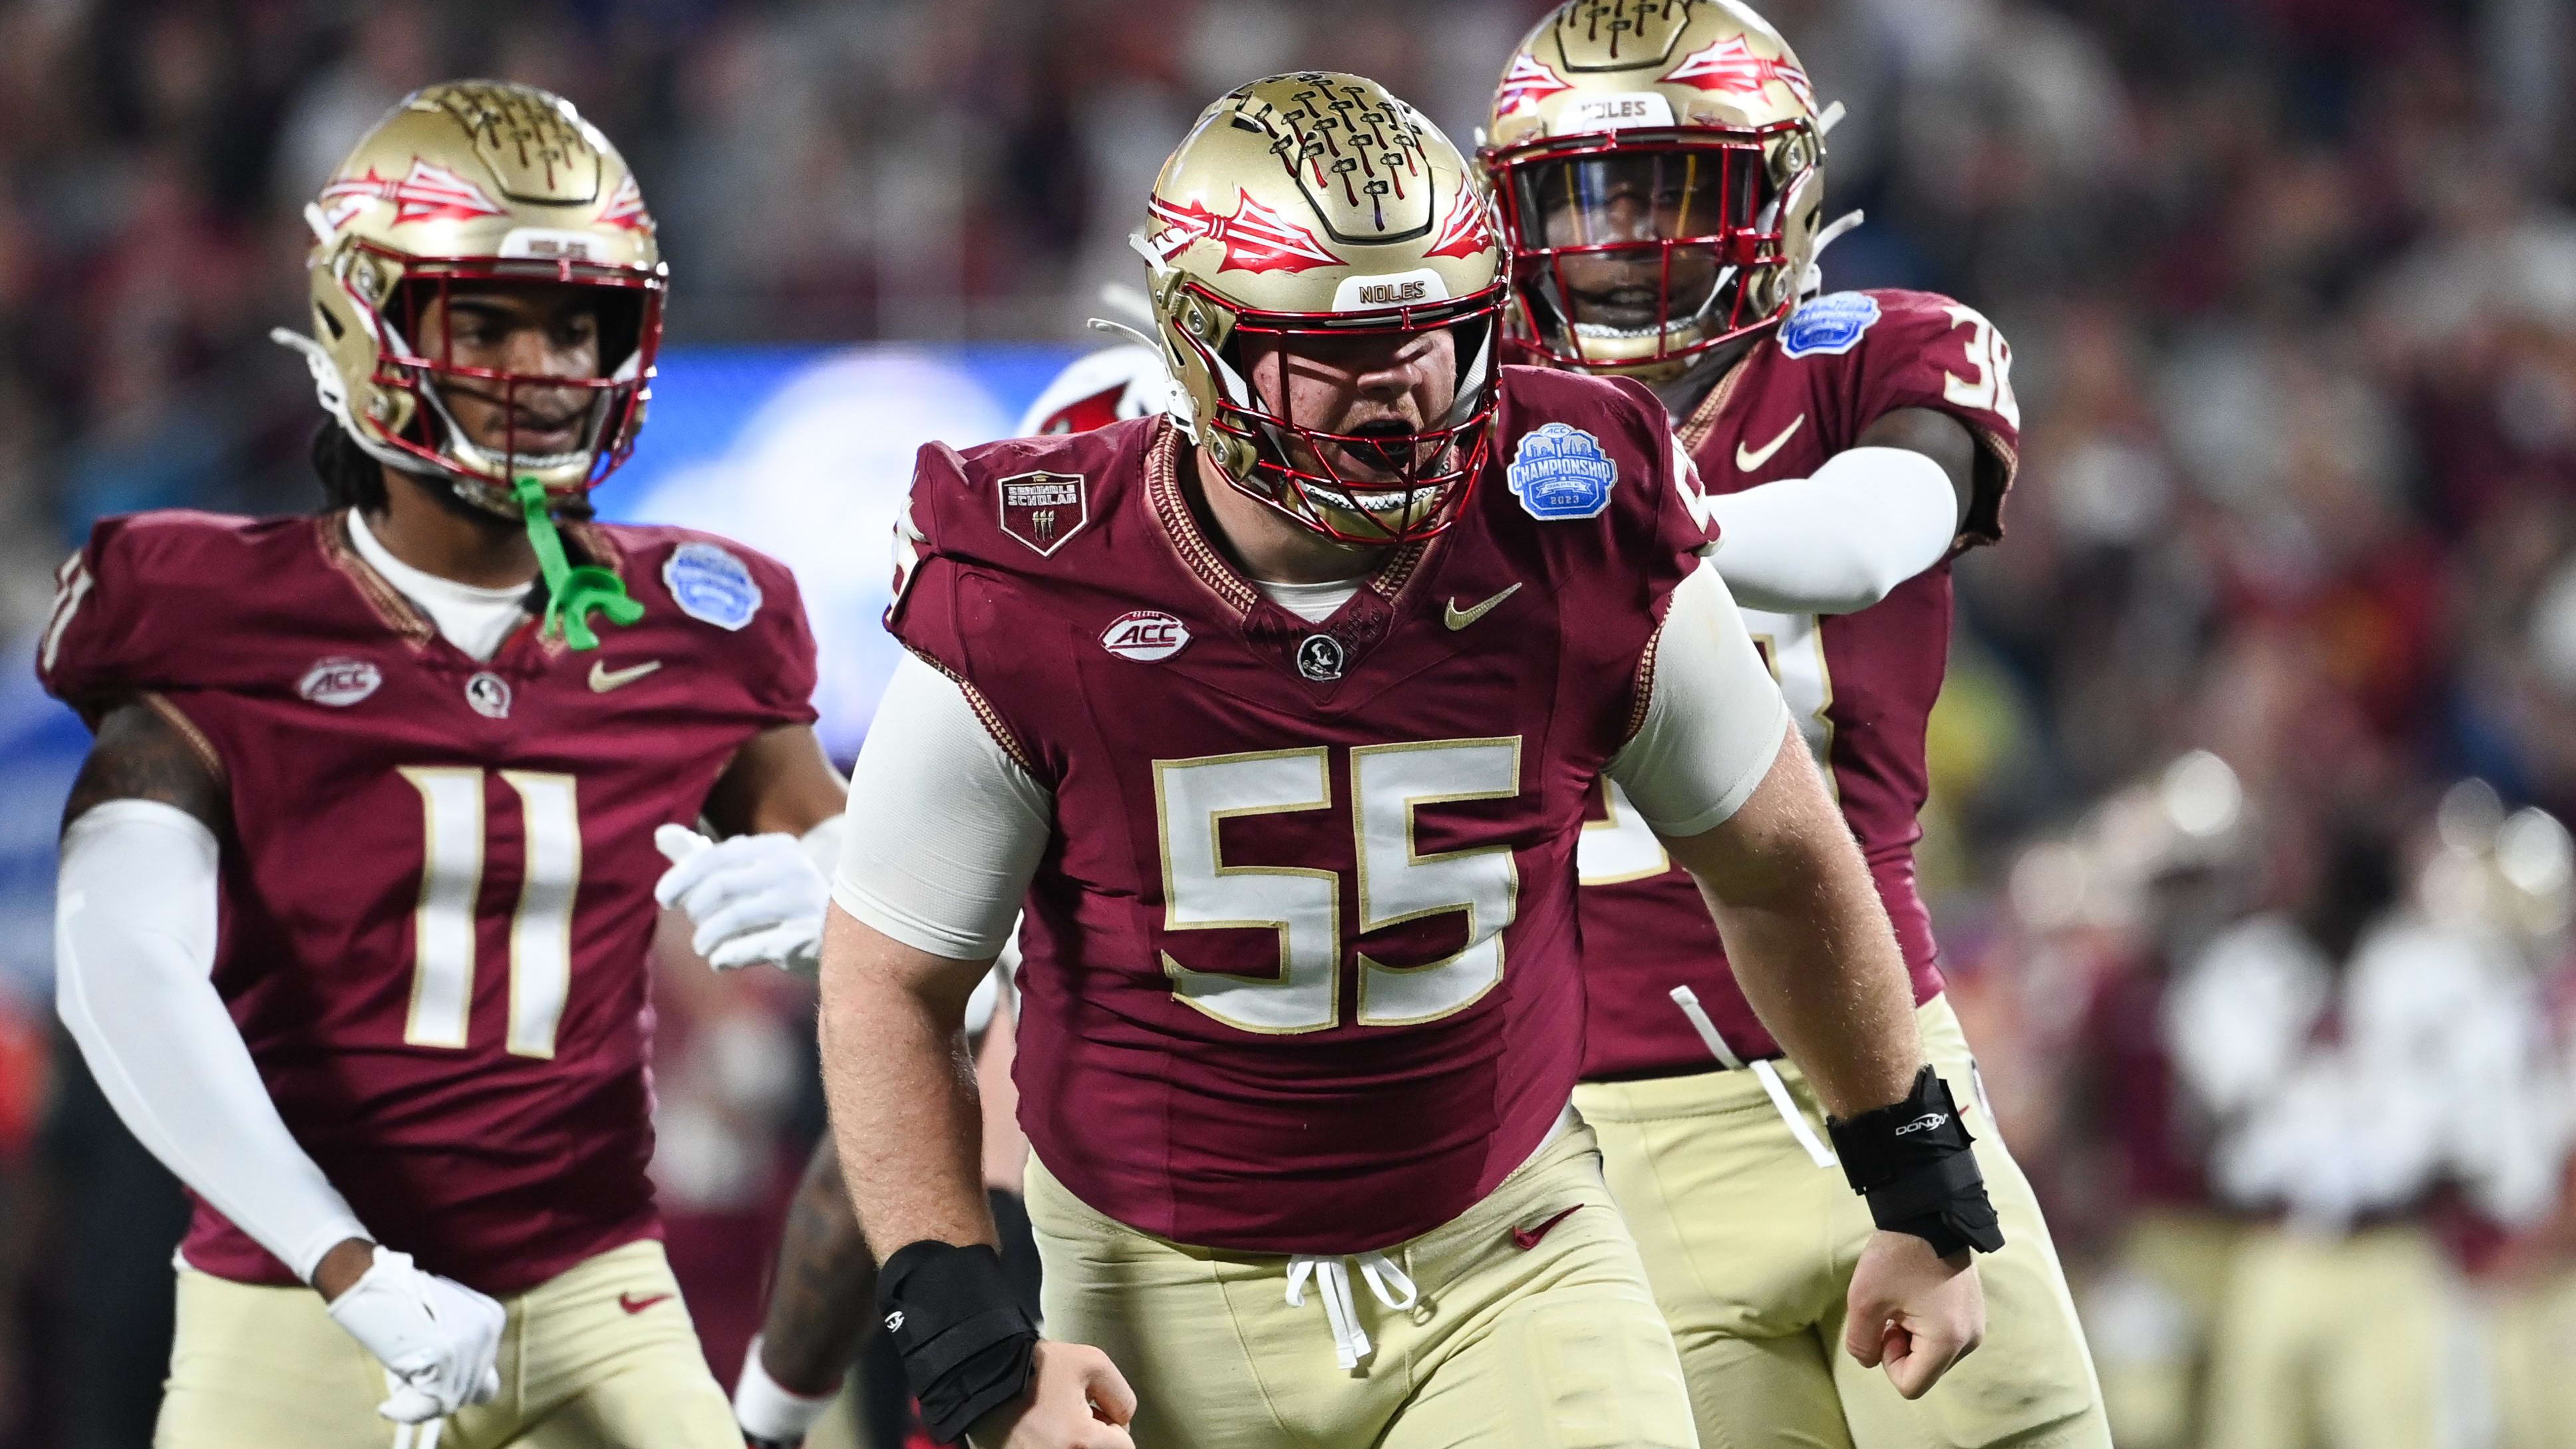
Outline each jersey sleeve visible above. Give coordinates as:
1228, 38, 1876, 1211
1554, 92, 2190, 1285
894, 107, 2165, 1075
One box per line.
37, 514, 224, 723
882, 440, 1044, 777
1608, 372, 1724, 573
1849, 290, 2022, 547
735, 545, 822, 725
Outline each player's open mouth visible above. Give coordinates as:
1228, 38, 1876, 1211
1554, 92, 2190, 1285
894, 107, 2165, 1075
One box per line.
1336, 418, 1421, 477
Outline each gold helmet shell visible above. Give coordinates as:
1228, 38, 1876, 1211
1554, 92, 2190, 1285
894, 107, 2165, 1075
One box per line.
1483, 0, 1830, 380
1136, 72, 1505, 545
274, 80, 668, 514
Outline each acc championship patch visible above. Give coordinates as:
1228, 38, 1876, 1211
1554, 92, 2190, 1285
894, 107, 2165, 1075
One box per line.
1507, 422, 1617, 520
998, 471, 1090, 556
663, 542, 762, 630
1777, 291, 1881, 359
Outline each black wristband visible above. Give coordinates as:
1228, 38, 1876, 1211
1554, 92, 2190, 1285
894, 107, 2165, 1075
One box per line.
1824, 1066, 2006, 1257
875, 1241, 1041, 1444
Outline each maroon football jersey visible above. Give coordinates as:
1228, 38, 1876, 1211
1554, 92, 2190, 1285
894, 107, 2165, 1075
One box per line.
889, 368, 1716, 1253
40, 510, 816, 1295
1578, 289, 2021, 1080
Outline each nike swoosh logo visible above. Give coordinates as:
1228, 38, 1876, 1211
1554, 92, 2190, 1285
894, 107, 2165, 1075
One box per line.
1444, 583, 1522, 631
589, 659, 662, 693
1510, 1205, 1583, 1251
1734, 414, 1806, 472
617, 1291, 673, 1315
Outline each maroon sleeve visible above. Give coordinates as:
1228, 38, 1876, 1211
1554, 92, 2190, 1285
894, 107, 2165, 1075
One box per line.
885, 440, 974, 677
1494, 367, 1715, 753
36, 512, 238, 724
732, 544, 822, 725
1850, 289, 2022, 546
881, 440, 1045, 774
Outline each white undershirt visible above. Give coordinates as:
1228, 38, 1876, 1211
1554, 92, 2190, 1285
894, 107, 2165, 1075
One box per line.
347, 511, 534, 663
834, 562, 1791, 960
1254, 576, 1365, 624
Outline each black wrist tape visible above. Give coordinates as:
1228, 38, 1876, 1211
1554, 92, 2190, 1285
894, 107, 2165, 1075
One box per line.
1824, 1066, 2006, 1257
876, 1240, 1041, 1444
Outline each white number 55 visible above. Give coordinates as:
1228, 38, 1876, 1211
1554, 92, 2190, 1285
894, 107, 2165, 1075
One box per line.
1154, 738, 1522, 1035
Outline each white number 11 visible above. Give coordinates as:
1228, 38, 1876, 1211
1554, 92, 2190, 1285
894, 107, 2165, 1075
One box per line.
396, 767, 582, 1057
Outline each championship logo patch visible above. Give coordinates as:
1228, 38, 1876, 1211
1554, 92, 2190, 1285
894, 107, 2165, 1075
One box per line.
297, 656, 381, 707
1778, 291, 1881, 359
997, 471, 1090, 556
663, 542, 762, 631
1100, 610, 1190, 662
1506, 423, 1617, 521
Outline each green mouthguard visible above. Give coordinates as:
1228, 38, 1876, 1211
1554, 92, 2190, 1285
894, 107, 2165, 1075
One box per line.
512, 474, 643, 651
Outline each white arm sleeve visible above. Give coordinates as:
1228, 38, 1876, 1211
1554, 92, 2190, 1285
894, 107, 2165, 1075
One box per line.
55, 800, 369, 1281
832, 653, 1053, 960
1609, 564, 1798, 838
1704, 446, 1959, 615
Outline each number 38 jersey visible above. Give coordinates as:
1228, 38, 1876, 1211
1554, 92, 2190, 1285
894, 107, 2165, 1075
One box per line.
888, 368, 1713, 1254
39, 510, 816, 1295
1578, 289, 2021, 1080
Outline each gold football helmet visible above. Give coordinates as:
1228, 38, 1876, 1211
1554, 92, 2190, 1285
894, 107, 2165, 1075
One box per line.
272, 80, 667, 516
1132, 73, 1505, 545
1483, 0, 1840, 380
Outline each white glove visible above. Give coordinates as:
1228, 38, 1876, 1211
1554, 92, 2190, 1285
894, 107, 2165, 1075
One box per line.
324, 1247, 506, 1423
655, 824, 831, 975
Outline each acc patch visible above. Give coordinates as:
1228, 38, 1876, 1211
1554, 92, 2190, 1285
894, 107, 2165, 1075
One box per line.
1506, 423, 1617, 521
1777, 291, 1881, 359
1100, 610, 1189, 662
663, 542, 762, 631
297, 656, 381, 707
998, 471, 1090, 556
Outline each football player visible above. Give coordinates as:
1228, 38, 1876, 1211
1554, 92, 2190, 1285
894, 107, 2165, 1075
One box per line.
1482, 5, 2110, 1447
44, 82, 845, 1448
820, 73, 2005, 1449
728, 371, 1165, 1449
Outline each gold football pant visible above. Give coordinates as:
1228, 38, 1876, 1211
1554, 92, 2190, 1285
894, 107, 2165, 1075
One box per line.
1571, 996, 2109, 1449
1024, 1120, 1700, 1449
155, 1239, 739, 1449
2201, 1224, 2447, 1449
2494, 1260, 2576, 1449
2082, 1210, 2242, 1449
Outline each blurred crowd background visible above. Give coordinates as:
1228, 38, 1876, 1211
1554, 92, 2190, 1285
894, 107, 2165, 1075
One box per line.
5, 0, 2576, 1445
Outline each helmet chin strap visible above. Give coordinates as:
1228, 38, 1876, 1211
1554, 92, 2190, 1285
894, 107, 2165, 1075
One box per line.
508, 474, 642, 651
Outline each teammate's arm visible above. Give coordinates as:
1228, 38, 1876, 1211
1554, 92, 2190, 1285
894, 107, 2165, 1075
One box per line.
1609, 567, 1989, 1398
53, 701, 505, 1421
734, 1134, 879, 1446
821, 654, 1132, 1449
1701, 406, 1975, 615
703, 722, 847, 837
657, 723, 849, 974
